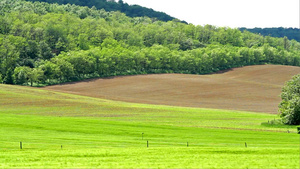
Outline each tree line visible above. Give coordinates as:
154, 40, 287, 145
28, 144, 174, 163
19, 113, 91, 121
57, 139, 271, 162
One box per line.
1, 0, 300, 86
240, 27, 300, 42
25, 0, 179, 23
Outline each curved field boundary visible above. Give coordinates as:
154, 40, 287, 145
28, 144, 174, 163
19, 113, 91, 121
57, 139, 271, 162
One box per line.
44, 65, 300, 114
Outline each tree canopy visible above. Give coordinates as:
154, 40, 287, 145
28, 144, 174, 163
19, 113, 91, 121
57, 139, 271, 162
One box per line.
1, 0, 300, 86
240, 27, 300, 42
25, 0, 179, 23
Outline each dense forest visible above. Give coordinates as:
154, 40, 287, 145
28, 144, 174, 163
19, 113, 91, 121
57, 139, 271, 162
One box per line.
25, 0, 178, 22
240, 27, 300, 42
1, 0, 300, 86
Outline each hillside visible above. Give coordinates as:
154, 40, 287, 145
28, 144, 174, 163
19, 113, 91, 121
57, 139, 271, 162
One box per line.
45, 65, 300, 114
0, 82, 299, 168
1, 1, 300, 168
1, 0, 300, 87
25, 0, 178, 22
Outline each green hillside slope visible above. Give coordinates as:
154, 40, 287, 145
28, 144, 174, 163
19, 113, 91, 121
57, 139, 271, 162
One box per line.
1, 0, 300, 87
0, 84, 299, 168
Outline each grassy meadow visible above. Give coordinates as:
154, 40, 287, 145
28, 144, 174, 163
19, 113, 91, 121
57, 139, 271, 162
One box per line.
0, 84, 299, 168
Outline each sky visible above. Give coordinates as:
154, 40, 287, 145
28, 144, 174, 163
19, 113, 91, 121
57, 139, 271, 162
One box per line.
122, 0, 299, 28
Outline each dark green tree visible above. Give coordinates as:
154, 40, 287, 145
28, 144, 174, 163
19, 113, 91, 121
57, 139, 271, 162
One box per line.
4, 68, 14, 84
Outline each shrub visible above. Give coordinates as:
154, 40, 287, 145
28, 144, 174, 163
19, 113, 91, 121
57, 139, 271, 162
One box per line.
279, 74, 300, 125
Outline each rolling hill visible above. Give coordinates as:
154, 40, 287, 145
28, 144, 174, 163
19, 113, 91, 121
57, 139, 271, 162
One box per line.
0, 78, 299, 168
2, 0, 300, 86
44, 65, 300, 114
1, 0, 300, 168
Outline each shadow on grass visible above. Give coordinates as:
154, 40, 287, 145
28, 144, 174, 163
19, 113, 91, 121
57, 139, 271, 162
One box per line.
261, 120, 299, 131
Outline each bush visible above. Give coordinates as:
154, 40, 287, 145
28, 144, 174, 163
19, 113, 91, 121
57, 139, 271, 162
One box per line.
279, 74, 300, 125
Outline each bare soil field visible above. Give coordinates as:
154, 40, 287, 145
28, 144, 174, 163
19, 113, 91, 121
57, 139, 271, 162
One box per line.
44, 65, 300, 114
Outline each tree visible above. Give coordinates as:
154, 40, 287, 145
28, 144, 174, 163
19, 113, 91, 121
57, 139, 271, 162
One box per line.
279, 74, 300, 125
283, 36, 290, 50
0, 15, 12, 34
78, 33, 89, 50
39, 41, 53, 60
0, 36, 20, 79
27, 67, 44, 86
48, 58, 75, 82
13, 66, 30, 85
3, 68, 14, 84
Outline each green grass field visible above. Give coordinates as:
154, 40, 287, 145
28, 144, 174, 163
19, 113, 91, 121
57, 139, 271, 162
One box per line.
0, 84, 299, 168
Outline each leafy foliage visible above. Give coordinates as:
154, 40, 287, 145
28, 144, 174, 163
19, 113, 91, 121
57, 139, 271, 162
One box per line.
279, 74, 300, 125
1, 0, 300, 86
25, 0, 178, 22
240, 27, 300, 42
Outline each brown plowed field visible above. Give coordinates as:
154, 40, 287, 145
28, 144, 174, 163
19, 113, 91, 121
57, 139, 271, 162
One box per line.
44, 65, 300, 114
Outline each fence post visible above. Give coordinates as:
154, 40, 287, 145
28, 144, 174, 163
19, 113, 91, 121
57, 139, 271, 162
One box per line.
297, 127, 300, 168
20, 142, 22, 149
147, 140, 149, 148
245, 142, 247, 148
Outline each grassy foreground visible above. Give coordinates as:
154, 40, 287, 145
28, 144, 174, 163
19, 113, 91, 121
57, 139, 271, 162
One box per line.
0, 84, 299, 168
